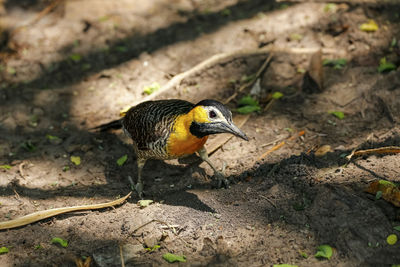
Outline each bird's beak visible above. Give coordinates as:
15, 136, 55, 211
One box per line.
224, 121, 249, 141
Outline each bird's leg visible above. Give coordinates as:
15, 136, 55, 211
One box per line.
197, 147, 229, 188
134, 158, 146, 198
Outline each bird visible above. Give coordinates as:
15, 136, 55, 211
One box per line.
94, 99, 248, 197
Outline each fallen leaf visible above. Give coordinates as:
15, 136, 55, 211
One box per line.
290, 33, 303, 41
7, 67, 16, 75
117, 154, 128, 166
394, 226, 400, 232
238, 95, 259, 106
20, 141, 36, 152
163, 253, 186, 263
0, 247, 9, 254
241, 74, 256, 83
360, 19, 379, 32
315, 245, 333, 260
324, 3, 337, 13
365, 180, 400, 207
387, 234, 397, 245
145, 245, 160, 252
236, 105, 260, 114
70, 156, 81, 165
0, 165, 11, 170
138, 200, 153, 207
69, 53, 82, 62
323, 58, 347, 69
315, 145, 332, 157
378, 57, 396, 73
120, 106, 131, 117
143, 82, 160, 95
299, 251, 308, 258
51, 237, 68, 247
272, 92, 284, 99
329, 111, 345, 120
273, 265, 298, 267
303, 50, 324, 93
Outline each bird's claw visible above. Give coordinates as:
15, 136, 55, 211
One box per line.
215, 172, 229, 189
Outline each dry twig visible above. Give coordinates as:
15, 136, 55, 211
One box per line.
347, 146, 400, 161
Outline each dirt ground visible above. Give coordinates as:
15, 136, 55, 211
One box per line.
1, 0, 400, 266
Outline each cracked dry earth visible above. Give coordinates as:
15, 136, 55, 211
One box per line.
1, 0, 400, 266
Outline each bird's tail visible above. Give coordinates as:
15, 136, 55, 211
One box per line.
91, 119, 123, 132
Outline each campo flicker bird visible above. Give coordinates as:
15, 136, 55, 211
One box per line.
95, 99, 248, 197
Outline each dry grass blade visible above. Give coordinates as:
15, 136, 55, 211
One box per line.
0, 192, 132, 230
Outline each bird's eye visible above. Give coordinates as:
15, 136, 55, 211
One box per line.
209, 110, 217, 118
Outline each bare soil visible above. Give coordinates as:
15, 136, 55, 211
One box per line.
1, 0, 400, 266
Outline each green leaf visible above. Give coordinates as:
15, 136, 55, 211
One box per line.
51, 237, 68, 247
7, 67, 16, 75
323, 58, 347, 69
221, 9, 231, 16
236, 105, 261, 114
163, 253, 186, 263
378, 57, 396, 73
387, 234, 398, 245
329, 111, 345, 120
0, 247, 9, 254
0, 165, 12, 170
34, 244, 42, 250
145, 245, 160, 252
240, 74, 256, 83
138, 199, 153, 207
46, 134, 60, 141
273, 265, 298, 267
290, 33, 303, 41
272, 92, 284, 99
391, 37, 397, 48
300, 251, 308, 258
69, 53, 82, 62
375, 190, 382, 200
394, 226, 400, 232
62, 166, 70, 172
20, 141, 36, 152
324, 3, 337, 13
315, 245, 333, 259
70, 156, 81, 165
238, 95, 259, 106
360, 19, 379, 32
117, 154, 128, 166
143, 82, 160, 95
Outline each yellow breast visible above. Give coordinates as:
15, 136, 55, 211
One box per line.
167, 107, 209, 157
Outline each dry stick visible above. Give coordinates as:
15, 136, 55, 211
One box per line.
0, 192, 132, 230
347, 146, 400, 161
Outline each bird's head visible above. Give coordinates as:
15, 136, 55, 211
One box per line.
189, 99, 248, 141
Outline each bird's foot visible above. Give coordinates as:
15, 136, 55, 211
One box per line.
215, 172, 229, 189
134, 182, 144, 199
